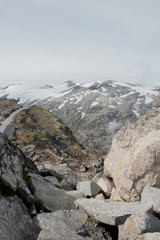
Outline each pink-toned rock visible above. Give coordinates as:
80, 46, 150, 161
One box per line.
119, 213, 160, 240
104, 108, 160, 201
95, 193, 105, 200
97, 177, 114, 197
110, 188, 123, 201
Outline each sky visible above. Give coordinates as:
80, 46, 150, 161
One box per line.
0, 0, 160, 87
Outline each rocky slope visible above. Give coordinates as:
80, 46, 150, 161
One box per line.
8, 105, 94, 172
2, 133, 160, 240
0, 80, 160, 154
0, 134, 115, 240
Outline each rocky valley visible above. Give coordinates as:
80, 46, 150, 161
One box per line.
0, 81, 160, 240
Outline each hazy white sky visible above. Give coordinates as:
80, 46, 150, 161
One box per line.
1, 0, 160, 86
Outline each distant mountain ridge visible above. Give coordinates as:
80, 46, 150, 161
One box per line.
1, 80, 160, 153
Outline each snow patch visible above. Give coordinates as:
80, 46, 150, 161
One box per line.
91, 101, 99, 107
58, 100, 68, 109
75, 95, 83, 103
145, 95, 153, 104
132, 109, 139, 116
81, 112, 85, 119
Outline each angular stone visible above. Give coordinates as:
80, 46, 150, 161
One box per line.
110, 188, 123, 201
141, 186, 160, 214
97, 177, 114, 197
37, 210, 92, 240
119, 213, 160, 240
77, 181, 101, 197
95, 193, 105, 200
75, 198, 153, 226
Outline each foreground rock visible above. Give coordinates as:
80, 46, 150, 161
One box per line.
77, 181, 102, 197
75, 198, 152, 226
110, 188, 123, 201
141, 186, 160, 214
104, 107, 160, 201
97, 177, 114, 197
142, 233, 160, 240
0, 134, 40, 239
0, 195, 39, 240
119, 213, 160, 240
37, 210, 92, 240
29, 173, 84, 212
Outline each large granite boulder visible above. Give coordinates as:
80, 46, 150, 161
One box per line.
37, 210, 92, 240
104, 107, 160, 201
75, 198, 152, 226
141, 186, 160, 215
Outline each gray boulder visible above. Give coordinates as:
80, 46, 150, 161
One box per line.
104, 107, 160, 201
29, 173, 84, 212
0, 195, 39, 240
119, 213, 160, 240
37, 210, 92, 240
77, 181, 102, 197
75, 198, 153, 226
141, 186, 160, 214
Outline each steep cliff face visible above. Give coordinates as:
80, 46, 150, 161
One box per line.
104, 107, 160, 201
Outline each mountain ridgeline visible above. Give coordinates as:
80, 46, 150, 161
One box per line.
0, 80, 160, 154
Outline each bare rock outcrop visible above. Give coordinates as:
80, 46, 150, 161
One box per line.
75, 198, 152, 226
104, 107, 160, 201
37, 210, 92, 240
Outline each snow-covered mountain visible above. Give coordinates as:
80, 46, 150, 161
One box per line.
0, 80, 160, 153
